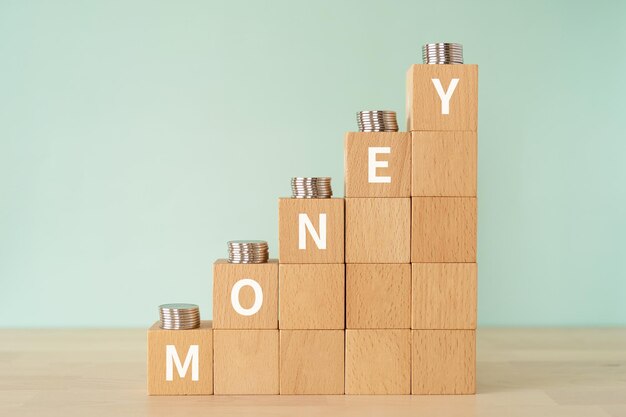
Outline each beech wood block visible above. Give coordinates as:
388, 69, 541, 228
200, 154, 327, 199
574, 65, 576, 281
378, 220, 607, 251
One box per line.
147, 321, 213, 395
406, 64, 478, 131
346, 264, 411, 329
345, 329, 411, 394
213, 330, 279, 395
411, 197, 476, 262
344, 131, 411, 198
346, 198, 410, 263
412, 131, 477, 197
412, 330, 476, 395
279, 263, 345, 329
280, 330, 344, 394
412, 263, 477, 329
212, 259, 278, 329
278, 198, 344, 264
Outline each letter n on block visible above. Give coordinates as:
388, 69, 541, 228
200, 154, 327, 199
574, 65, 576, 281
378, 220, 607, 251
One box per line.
278, 198, 344, 263
212, 259, 278, 329
147, 321, 213, 395
344, 131, 411, 197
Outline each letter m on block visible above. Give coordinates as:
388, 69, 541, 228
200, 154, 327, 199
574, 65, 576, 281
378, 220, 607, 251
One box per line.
165, 345, 199, 381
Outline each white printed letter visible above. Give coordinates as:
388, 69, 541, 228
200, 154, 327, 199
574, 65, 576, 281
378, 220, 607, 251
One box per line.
368, 146, 391, 183
432, 78, 459, 114
166, 345, 199, 381
230, 278, 263, 316
298, 213, 326, 250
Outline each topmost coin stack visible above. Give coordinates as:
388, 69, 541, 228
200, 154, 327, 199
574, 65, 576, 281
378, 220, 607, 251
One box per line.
148, 41, 478, 397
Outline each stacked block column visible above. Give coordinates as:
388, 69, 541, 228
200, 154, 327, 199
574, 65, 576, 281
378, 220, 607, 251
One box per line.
344, 132, 412, 394
278, 197, 345, 394
211, 260, 280, 394
407, 63, 478, 394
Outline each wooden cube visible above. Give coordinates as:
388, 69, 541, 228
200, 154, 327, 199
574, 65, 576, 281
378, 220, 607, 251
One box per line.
412, 263, 477, 329
346, 198, 410, 263
279, 264, 344, 329
412, 131, 477, 197
406, 64, 478, 131
147, 321, 213, 395
213, 259, 278, 329
345, 329, 411, 394
346, 264, 411, 329
278, 198, 344, 264
213, 330, 279, 394
344, 131, 411, 197
280, 330, 344, 394
411, 197, 476, 262
412, 330, 476, 394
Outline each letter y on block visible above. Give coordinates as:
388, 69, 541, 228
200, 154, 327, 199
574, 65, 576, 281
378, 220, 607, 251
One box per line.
432, 78, 459, 115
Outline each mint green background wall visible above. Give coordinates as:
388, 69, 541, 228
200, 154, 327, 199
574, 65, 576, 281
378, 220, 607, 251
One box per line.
1, 1, 625, 327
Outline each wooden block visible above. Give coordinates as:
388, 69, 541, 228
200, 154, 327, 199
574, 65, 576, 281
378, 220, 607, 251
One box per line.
345, 329, 411, 394
412, 263, 477, 329
412, 330, 476, 394
147, 321, 213, 395
411, 197, 476, 262
412, 131, 477, 197
345, 198, 410, 263
213, 330, 279, 395
346, 264, 411, 329
212, 259, 278, 329
344, 131, 411, 197
278, 198, 344, 264
279, 264, 344, 329
280, 330, 344, 394
406, 64, 478, 131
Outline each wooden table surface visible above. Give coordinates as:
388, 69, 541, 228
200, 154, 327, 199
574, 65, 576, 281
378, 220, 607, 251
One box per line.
1, 328, 625, 416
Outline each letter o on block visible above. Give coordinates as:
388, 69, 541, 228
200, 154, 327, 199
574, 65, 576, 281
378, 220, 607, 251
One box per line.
231, 278, 263, 316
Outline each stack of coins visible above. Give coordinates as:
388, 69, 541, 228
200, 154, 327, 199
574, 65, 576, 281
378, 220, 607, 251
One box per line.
159, 303, 200, 330
357, 111, 399, 132
423, 43, 464, 64
291, 177, 333, 198
227, 240, 269, 263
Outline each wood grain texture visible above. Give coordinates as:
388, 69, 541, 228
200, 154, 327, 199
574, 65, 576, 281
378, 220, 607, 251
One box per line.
279, 264, 345, 330
344, 132, 411, 197
412, 330, 475, 395
212, 259, 278, 329
406, 64, 478, 131
412, 263, 477, 329
147, 321, 213, 395
345, 330, 411, 395
213, 330, 279, 395
411, 197, 476, 262
346, 198, 410, 263
280, 330, 344, 394
412, 131, 477, 197
7, 328, 626, 414
278, 198, 345, 264
346, 263, 411, 329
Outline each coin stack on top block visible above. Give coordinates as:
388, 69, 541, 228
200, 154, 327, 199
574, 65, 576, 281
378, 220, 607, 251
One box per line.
159, 303, 201, 330
148, 41, 479, 397
212, 239, 280, 394
407, 43, 478, 394
343, 110, 412, 395
227, 240, 269, 264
